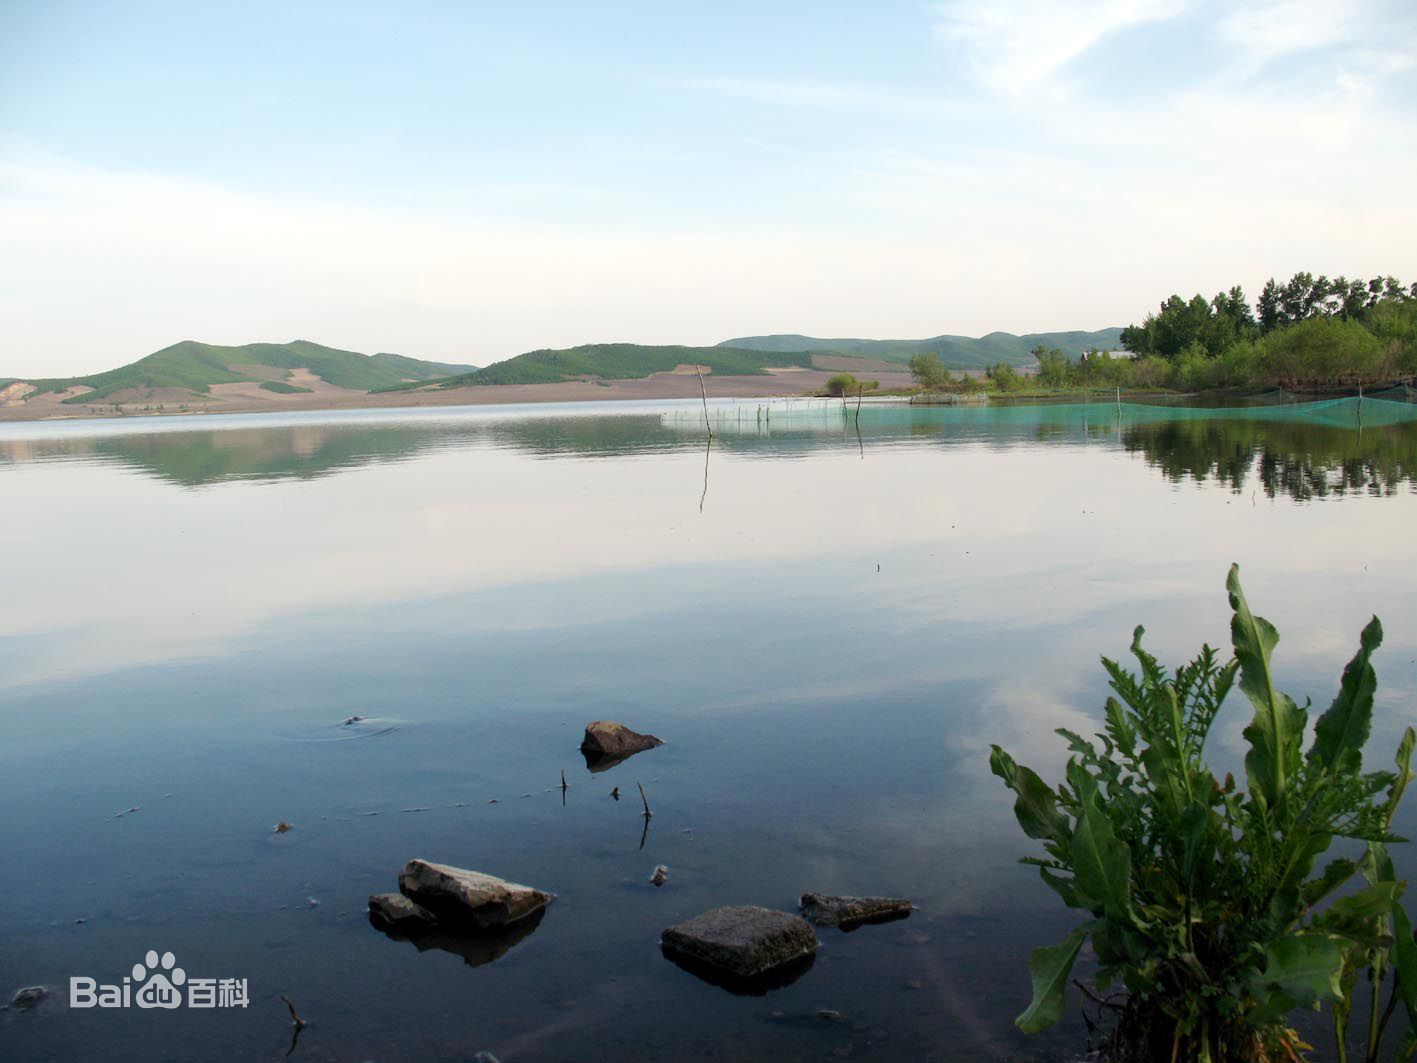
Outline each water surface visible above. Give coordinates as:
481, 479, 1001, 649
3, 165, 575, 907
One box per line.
2, 397, 1415, 1062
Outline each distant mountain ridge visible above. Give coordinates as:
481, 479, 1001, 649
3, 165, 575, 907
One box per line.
406, 343, 818, 390
11, 326, 1125, 406
716, 329, 1125, 368
25, 340, 478, 404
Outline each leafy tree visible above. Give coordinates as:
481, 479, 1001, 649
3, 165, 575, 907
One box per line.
825, 373, 858, 397
987, 362, 1024, 391
1033, 345, 1072, 388
1122, 289, 1257, 359
1261, 317, 1384, 388
908, 352, 953, 391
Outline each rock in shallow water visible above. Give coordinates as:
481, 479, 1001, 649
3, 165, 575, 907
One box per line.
398, 859, 554, 928
798, 891, 912, 928
367, 892, 437, 927
11, 985, 47, 1009
580, 721, 664, 771
661, 905, 817, 979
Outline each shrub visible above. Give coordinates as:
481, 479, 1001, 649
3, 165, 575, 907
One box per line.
988, 362, 1024, 391
1260, 318, 1384, 388
825, 373, 858, 397
908, 353, 953, 391
992, 566, 1415, 1062
1173, 342, 1216, 392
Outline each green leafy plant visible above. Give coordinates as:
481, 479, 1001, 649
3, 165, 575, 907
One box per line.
992, 565, 1415, 1062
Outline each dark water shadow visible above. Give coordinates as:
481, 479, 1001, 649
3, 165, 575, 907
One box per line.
833, 908, 912, 933
580, 747, 656, 774
659, 946, 816, 996
369, 907, 547, 969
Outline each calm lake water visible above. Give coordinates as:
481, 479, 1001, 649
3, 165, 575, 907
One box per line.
2, 396, 1415, 1062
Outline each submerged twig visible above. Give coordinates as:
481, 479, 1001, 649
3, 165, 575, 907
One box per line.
699, 436, 711, 513
637, 782, 653, 818
694, 363, 713, 439
281, 994, 307, 1028
1072, 978, 1125, 1013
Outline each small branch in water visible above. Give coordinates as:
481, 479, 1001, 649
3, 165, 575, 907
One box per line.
637, 782, 653, 818
1072, 979, 1125, 1013
694, 363, 713, 439
281, 994, 307, 1028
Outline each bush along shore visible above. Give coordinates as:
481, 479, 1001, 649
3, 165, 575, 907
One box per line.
991, 565, 1416, 1063
905, 272, 1417, 399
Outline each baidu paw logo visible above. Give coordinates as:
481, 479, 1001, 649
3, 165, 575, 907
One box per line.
133, 950, 185, 1009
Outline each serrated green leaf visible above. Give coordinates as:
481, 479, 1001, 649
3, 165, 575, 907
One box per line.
1303, 858, 1358, 907
1228, 564, 1306, 809
1392, 899, 1417, 1018
990, 745, 1070, 841
1255, 933, 1344, 1008
1016, 926, 1088, 1033
1071, 794, 1132, 923
1314, 882, 1401, 943
1310, 616, 1381, 776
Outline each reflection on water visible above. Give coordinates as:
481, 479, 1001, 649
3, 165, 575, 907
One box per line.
1, 397, 1415, 1062
3, 397, 1413, 499
370, 906, 547, 969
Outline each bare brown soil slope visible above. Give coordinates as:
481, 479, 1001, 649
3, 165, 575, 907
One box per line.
0, 367, 916, 422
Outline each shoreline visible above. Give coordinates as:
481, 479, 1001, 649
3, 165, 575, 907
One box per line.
0, 367, 918, 424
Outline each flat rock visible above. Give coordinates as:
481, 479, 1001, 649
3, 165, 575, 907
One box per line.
581, 720, 664, 759
661, 905, 817, 979
399, 859, 553, 928
11, 986, 47, 1009
799, 892, 912, 928
368, 892, 437, 927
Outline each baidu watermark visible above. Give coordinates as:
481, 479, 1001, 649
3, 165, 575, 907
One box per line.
70, 950, 248, 1010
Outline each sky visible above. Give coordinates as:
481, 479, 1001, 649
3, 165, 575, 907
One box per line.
2, 0, 1416, 377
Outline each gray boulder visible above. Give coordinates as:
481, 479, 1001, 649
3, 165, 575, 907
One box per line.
398, 859, 554, 928
661, 905, 817, 978
10, 986, 47, 1009
799, 891, 912, 928
367, 892, 437, 928
581, 720, 664, 762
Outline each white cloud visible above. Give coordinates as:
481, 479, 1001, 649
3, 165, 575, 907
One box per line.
933, 0, 1187, 96
1216, 0, 1362, 69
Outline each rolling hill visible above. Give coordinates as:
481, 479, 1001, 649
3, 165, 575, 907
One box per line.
715, 328, 1125, 368
26, 340, 477, 404
412, 343, 818, 389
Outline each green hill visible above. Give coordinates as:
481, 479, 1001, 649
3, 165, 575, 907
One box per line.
716, 328, 1125, 368
419, 343, 817, 389
28, 340, 477, 404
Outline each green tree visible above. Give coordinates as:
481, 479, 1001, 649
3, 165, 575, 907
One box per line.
1260, 317, 1384, 388
908, 352, 953, 391
824, 373, 858, 397
987, 362, 1023, 391
1033, 345, 1072, 388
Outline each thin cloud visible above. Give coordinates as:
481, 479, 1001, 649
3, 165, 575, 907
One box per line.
933, 0, 1187, 96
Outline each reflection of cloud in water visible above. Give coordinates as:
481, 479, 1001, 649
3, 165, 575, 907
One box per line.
2, 402, 1416, 701
954, 680, 1097, 779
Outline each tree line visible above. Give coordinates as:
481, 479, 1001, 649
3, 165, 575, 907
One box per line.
907, 272, 1417, 394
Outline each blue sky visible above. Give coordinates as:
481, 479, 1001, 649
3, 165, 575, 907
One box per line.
3, 0, 1415, 375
